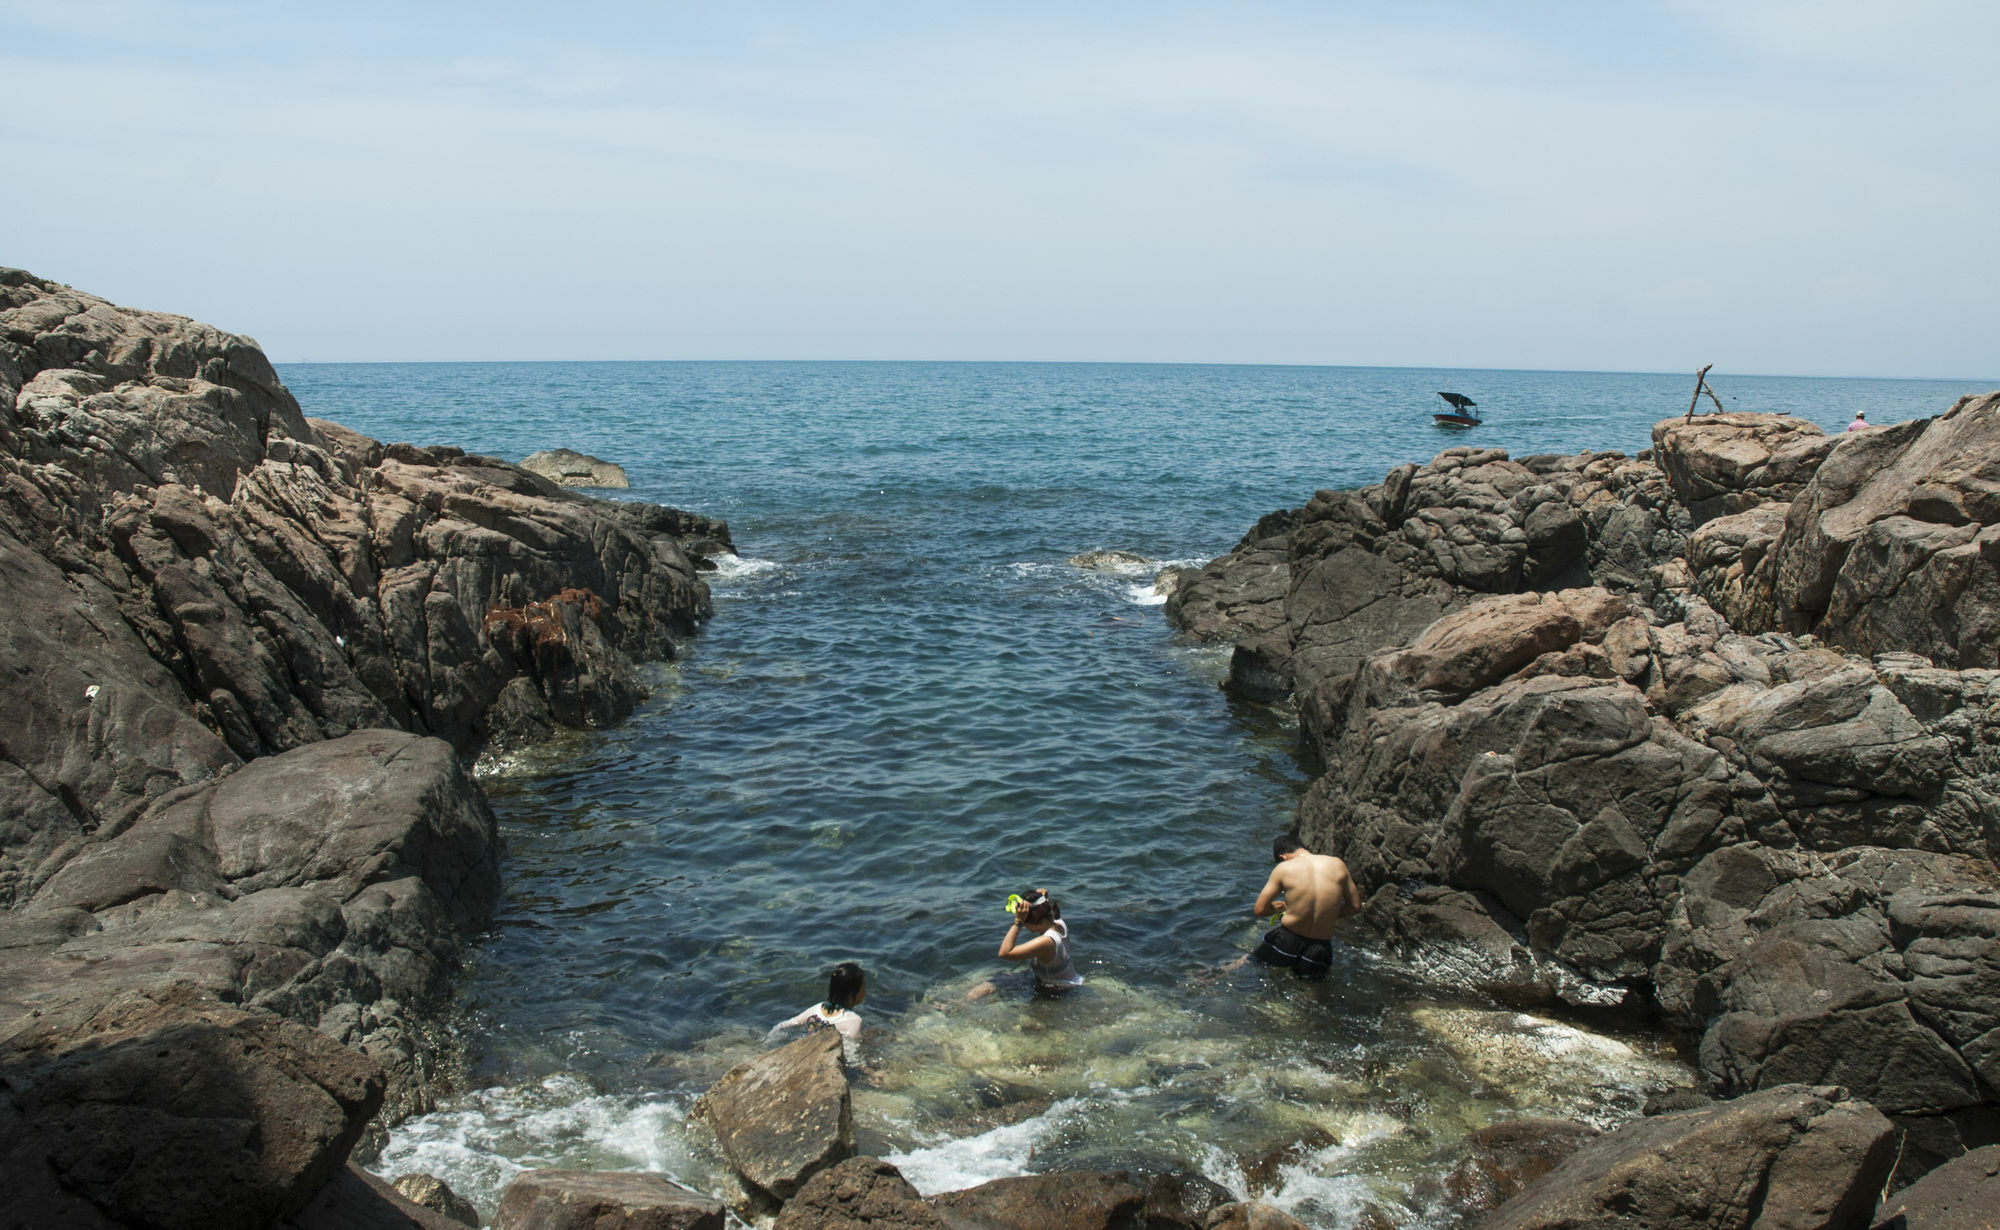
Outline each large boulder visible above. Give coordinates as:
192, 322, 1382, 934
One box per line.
491, 1171, 725, 1230
1479, 1084, 1897, 1230
693, 1031, 854, 1202
773, 1157, 945, 1230
928, 1171, 1148, 1230
0, 989, 383, 1230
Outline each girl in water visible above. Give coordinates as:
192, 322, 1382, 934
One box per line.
968, 888, 1082, 998
773, 961, 866, 1066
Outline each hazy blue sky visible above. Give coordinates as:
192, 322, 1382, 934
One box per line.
3, 2, 1994, 375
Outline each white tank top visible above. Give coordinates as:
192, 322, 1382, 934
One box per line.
1034, 920, 1083, 988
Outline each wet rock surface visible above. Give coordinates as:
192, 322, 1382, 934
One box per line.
694, 1030, 855, 1202
0, 271, 726, 1224
1480, 1084, 1896, 1230
392, 1172, 483, 1227
491, 1170, 726, 1230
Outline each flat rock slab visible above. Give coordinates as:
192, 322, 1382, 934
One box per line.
492, 1170, 724, 1230
694, 1030, 854, 1201
1480, 1083, 1896, 1230
930, 1171, 1147, 1230
1874, 1144, 2000, 1229
522, 448, 630, 488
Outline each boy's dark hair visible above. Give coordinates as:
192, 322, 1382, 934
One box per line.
827, 962, 866, 1009
1274, 833, 1304, 861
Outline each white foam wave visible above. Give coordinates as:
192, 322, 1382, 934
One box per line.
372, 1077, 704, 1217
882, 1097, 1086, 1196
706, 552, 779, 581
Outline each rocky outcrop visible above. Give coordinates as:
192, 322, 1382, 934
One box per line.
1479, 1084, 1896, 1230
0, 270, 727, 1223
520, 448, 630, 489
491, 1171, 726, 1230
1178, 401, 2000, 1196
694, 1030, 855, 1203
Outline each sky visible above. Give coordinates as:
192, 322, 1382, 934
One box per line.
1, 1, 1995, 376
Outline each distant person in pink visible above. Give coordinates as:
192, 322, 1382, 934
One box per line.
1847, 410, 1869, 432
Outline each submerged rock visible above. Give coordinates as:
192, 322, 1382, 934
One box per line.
1068, 549, 1151, 572
1481, 1084, 1896, 1230
694, 1030, 855, 1202
520, 447, 630, 488
490, 1170, 725, 1230
1433, 1119, 1599, 1218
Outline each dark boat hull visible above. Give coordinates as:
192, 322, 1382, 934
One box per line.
1432, 412, 1481, 428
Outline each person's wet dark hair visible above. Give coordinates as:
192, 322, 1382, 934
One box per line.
826, 961, 866, 1009
1019, 896, 1057, 926
1273, 833, 1304, 861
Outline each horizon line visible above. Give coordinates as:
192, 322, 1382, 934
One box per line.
270, 357, 2000, 386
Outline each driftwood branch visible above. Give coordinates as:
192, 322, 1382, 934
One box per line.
1685, 364, 1715, 421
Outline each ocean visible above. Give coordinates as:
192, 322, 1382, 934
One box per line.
281, 362, 1994, 1227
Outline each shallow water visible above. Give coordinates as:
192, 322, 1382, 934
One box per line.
282, 362, 1993, 1226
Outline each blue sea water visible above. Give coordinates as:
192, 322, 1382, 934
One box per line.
281, 363, 1993, 1226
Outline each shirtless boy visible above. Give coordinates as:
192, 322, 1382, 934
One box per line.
1249, 834, 1363, 979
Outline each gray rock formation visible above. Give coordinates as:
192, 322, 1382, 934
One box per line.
520, 448, 630, 488
1480, 1084, 1896, 1230
693, 1030, 855, 1203
491, 1170, 726, 1230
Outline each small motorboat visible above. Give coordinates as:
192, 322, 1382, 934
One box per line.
1433, 391, 1480, 428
